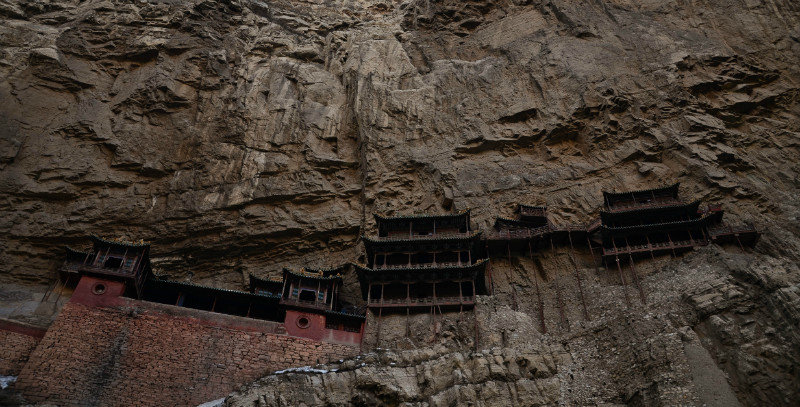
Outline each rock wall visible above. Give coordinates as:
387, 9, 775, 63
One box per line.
0, 319, 45, 376
1, 0, 800, 405
14, 276, 359, 407
225, 244, 799, 406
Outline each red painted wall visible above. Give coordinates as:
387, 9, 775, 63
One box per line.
0, 319, 46, 375
15, 276, 359, 407
284, 310, 364, 346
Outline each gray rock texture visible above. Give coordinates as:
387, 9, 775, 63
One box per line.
1, 0, 799, 405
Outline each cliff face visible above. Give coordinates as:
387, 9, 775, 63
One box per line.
1, 0, 799, 405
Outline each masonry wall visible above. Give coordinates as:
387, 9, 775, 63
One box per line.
0, 319, 46, 376
15, 277, 359, 407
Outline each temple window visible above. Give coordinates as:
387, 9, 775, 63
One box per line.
104, 257, 123, 269
299, 289, 316, 302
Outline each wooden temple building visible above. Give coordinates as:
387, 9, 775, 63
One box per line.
487, 204, 590, 255
60, 235, 153, 298
355, 210, 488, 314
594, 182, 760, 303
57, 237, 364, 346
596, 183, 760, 260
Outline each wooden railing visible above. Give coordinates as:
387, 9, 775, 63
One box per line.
602, 239, 705, 256
551, 223, 587, 232
59, 262, 135, 278
377, 231, 472, 240
487, 222, 590, 240
374, 261, 464, 270
280, 298, 330, 310
486, 225, 551, 240
369, 296, 475, 306
708, 223, 757, 237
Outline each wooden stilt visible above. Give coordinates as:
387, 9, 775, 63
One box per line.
586, 236, 600, 274
628, 253, 646, 304
430, 306, 435, 341
550, 237, 568, 331
51, 278, 65, 306
668, 232, 677, 257
474, 306, 479, 350
615, 256, 631, 307
568, 232, 590, 321
645, 235, 656, 261
406, 307, 410, 337
486, 241, 495, 294
736, 234, 745, 252
507, 243, 518, 311
376, 306, 382, 347
529, 240, 546, 334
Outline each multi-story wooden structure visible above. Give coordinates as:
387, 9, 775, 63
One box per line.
595, 183, 759, 304
356, 210, 487, 313
597, 183, 711, 261
59, 235, 153, 298
596, 183, 759, 261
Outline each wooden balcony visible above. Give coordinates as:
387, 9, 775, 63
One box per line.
280, 298, 331, 311
708, 223, 759, 246
376, 231, 473, 241
58, 262, 136, 279
708, 223, 758, 237
368, 296, 475, 308
486, 225, 551, 240
373, 261, 465, 270
550, 223, 587, 233
601, 239, 705, 257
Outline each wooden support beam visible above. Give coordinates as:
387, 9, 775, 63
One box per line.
623, 236, 646, 305
486, 241, 495, 295
406, 307, 410, 337
550, 237, 568, 331
615, 257, 631, 307
568, 232, 590, 321
628, 252, 646, 304
529, 240, 546, 334
508, 243, 518, 311
645, 235, 656, 261
667, 232, 677, 257
376, 306, 382, 347
586, 236, 600, 274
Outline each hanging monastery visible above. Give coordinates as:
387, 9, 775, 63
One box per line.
0, 183, 759, 406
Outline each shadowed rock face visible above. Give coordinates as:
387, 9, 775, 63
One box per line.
1, 0, 799, 405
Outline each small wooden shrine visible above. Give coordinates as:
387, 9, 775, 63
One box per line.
356, 210, 487, 313
59, 235, 152, 298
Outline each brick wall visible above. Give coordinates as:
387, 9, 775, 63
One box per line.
15, 277, 359, 407
0, 319, 46, 375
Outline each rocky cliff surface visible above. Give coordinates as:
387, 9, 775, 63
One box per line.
1, 0, 799, 405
